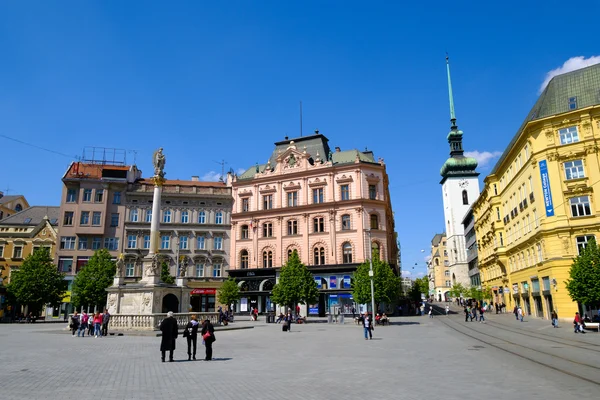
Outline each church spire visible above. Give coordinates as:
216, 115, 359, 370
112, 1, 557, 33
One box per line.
446, 55, 457, 130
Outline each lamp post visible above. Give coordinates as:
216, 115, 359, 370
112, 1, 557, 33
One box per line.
367, 230, 376, 318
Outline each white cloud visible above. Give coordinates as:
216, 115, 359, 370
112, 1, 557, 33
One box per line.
464, 150, 502, 168
424, 255, 431, 263
416, 272, 425, 277
539, 55, 600, 93
401, 270, 412, 277
201, 171, 222, 181
236, 168, 246, 175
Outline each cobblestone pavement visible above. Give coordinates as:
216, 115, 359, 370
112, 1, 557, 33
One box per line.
0, 316, 598, 400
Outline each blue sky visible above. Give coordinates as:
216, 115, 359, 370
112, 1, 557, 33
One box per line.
2, 1, 600, 279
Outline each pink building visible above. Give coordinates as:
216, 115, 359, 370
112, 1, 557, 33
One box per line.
228, 131, 398, 316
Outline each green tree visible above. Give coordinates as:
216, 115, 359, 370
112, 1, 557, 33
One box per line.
72, 249, 116, 310
448, 283, 466, 298
6, 248, 65, 314
217, 277, 241, 307
352, 250, 402, 312
566, 239, 600, 306
161, 262, 175, 284
271, 251, 318, 311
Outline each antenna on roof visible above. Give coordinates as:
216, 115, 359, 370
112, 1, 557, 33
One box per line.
213, 159, 228, 181
3, 185, 11, 195
299, 101, 303, 137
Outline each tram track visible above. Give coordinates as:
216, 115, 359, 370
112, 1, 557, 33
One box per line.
435, 314, 600, 386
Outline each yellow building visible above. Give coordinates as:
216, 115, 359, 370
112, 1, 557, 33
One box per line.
473, 63, 600, 320
0, 192, 29, 221
428, 233, 451, 301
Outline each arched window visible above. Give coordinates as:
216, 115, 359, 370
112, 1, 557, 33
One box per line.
287, 248, 298, 260
263, 251, 273, 268
313, 247, 325, 265
370, 214, 378, 230
342, 242, 353, 263
435, 258, 439, 266
240, 250, 249, 269
371, 242, 380, 259
462, 190, 469, 205
241, 225, 249, 239
15, 204, 22, 212
341, 214, 351, 230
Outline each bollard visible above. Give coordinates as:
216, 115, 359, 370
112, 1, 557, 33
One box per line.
327, 314, 333, 324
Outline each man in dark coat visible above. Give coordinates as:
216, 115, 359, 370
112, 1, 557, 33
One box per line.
160, 311, 179, 362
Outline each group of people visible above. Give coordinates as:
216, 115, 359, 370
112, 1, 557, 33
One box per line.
70, 310, 110, 337
464, 304, 486, 323
159, 311, 216, 362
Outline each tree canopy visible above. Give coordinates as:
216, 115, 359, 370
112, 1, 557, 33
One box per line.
161, 261, 175, 284
352, 250, 401, 310
7, 248, 65, 313
407, 276, 429, 302
217, 277, 241, 307
72, 249, 116, 310
271, 251, 318, 310
566, 239, 600, 306
448, 283, 466, 298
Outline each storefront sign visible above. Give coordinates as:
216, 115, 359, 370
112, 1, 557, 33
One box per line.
246, 272, 255, 276
191, 288, 216, 295
330, 276, 337, 289
314, 276, 322, 289
539, 160, 555, 217
240, 297, 248, 312
343, 275, 351, 289
512, 284, 519, 294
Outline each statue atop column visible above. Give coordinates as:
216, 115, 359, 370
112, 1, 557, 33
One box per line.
115, 254, 125, 277
153, 148, 166, 178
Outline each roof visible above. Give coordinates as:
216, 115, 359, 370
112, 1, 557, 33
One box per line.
491, 62, 600, 174
0, 195, 23, 205
0, 206, 60, 226
64, 162, 132, 180
138, 179, 226, 188
431, 233, 445, 246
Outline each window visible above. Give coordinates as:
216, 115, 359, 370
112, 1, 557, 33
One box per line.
240, 250, 249, 269
241, 225, 249, 239
110, 213, 119, 227
570, 196, 591, 217
370, 214, 379, 230
181, 211, 189, 223
496, 207, 501, 221
564, 160, 585, 180
161, 236, 170, 249
445, 280, 451, 287
493, 184, 498, 196
130, 209, 139, 222
58, 257, 73, 273
163, 210, 172, 223
60, 236, 76, 250
369, 184, 377, 200
214, 236, 223, 250
287, 191, 298, 207
125, 262, 135, 277
83, 189, 92, 202
462, 190, 469, 205
104, 238, 119, 251
499, 232, 504, 246
215, 212, 223, 224
444, 270, 450, 276
92, 237, 102, 250
212, 262, 222, 277
241, 198, 249, 212
143, 235, 150, 249
313, 188, 324, 204
263, 195, 273, 210
537, 243, 543, 261
287, 220, 298, 235
80, 211, 90, 225
314, 247, 325, 265
113, 191, 121, 204
263, 223, 273, 237
342, 242, 353, 263
533, 209, 539, 228
94, 189, 104, 203
92, 212, 102, 226
195, 263, 204, 277
524, 145, 529, 160
198, 211, 206, 224
313, 217, 325, 233
145, 209, 152, 223
287, 249, 298, 259
127, 235, 137, 249
341, 214, 351, 230
197, 236, 205, 250
66, 189, 77, 203
78, 237, 88, 250
12, 246, 23, 259
559, 126, 579, 145
576, 235, 596, 254
179, 236, 188, 250
568, 96, 577, 110
63, 212, 74, 226
341, 185, 350, 200
263, 250, 273, 268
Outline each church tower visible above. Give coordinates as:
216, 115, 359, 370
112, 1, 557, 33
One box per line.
440, 57, 480, 286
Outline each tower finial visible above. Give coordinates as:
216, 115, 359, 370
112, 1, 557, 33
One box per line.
446, 54, 457, 129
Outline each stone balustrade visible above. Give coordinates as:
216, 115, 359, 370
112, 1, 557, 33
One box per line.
71, 313, 219, 331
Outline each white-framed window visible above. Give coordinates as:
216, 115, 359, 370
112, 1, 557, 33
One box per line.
143, 235, 150, 249
263, 195, 273, 210
342, 242, 353, 263
127, 235, 137, 249
287, 191, 298, 207
241, 225, 249, 240
197, 236, 205, 250
445, 280, 451, 287
341, 184, 350, 201
181, 211, 189, 223
313, 247, 325, 265
570, 196, 592, 217
214, 236, 223, 250
179, 236, 188, 250
83, 189, 92, 202
60, 236, 76, 250
313, 188, 324, 204
215, 211, 223, 224
145, 209, 152, 223
110, 213, 119, 227
104, 237, 119, 251
369, 185, 377, 200
80, 211, 90, 225
313, 217, 325, 233
241, 198, 249, 212
113, 191, 121, 204
287, 220, 298, 235
198, 211, 206, 224
125, 262, 135, 277
564, 160, 585, 180
94, 189, 104, 203
576, 235, 596, 254
444, 270, 450, 276
66, 189, 77, 203
568, 96, 577, 110
263, 223, 273, 237
263, 250, 273, 268
13, 246, 23, 259
0, 245, 4, 258
537, 243, 543, 261
161, 236, 170, 249
129, 209, 139, 222
92, 212, 102, 226
78, 237, 88, 250
341, 214, 351, 230
212, 262, 222, 277
58, 257, 73, 273
559, 126, 579, 145
63, 211, 74, 226
195, 263, 204, 277
163, 210, 172, 223
240, 250, 249, 269
92, 237, 102, 250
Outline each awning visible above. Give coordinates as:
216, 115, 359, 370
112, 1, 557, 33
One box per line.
191, 288, 216, 295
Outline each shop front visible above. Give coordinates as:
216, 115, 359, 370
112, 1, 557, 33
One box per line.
190, 288, 217, 312
228, 268, 276, 314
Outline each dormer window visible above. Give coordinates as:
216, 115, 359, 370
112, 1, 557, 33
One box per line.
568, 96, 577, 110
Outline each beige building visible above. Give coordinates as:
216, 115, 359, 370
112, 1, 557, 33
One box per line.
428, 233, 451, 301
0, 192, 29, 221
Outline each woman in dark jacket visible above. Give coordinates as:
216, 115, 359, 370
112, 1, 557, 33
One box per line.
160, 311, 179, 362
201, 319, 215, 361
184, 315, 200, 361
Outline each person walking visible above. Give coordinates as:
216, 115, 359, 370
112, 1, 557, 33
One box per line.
573, 312, 585, 334
551, 310, 558, 328
88, 312, 94, 336
160, 311, 179, 362
285, 312, 292, 332
201, 318, 215, 361
428, 307, 433, 318
517, 307, 524, 322
362, 312, 373, 340
479, 306, 485, 323
184, 315, 199, 361
101, 309, 110, 337
70, 311, 80, 336
464, 306, 469, 322
351, 307, 356, 319
445, 305, 449, 316
513, 306, 519, 320
93, 312, 103, 337
78, 312, 88, 337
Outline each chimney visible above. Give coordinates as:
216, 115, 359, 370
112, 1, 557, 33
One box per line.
191, 176, 199, 181
335, 147, 341, 152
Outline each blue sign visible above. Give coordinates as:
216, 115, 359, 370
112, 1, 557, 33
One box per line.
309, 307, 319, 314
314, 276, 321, 289
539, 160, 555, 217
330, 276, 337, 289
343, 275, 351, 289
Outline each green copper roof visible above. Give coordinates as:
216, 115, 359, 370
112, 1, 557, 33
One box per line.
447, 129, 463, 140
440, 155, 478, 177
491, 62, 600, 174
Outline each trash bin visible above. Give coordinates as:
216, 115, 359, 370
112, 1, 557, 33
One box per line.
327, 314, 333, 324
339, 314, 345, 324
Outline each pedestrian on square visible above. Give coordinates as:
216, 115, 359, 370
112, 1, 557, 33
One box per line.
464, 306, 469, 322
78, 312, 88, 337
160, 311, 179, 362
551, 310, 558, 328
362, 312, 373, 340
87, 312, 94, 335
201, 318, 215, 361
573, 312, 585, 334
479, 306, 485, 323
285, 312, 292, 332
70, 311, 80, 336
352, 307, 356, 319
517, 307, 524, 322
101, 309, 110, 336
93, 312, 103, 337
471, 307, 477, 322
513, 306, 519, 320
184, 314, 199, 361
428, 307, 433, 318
445, 305, 449, 315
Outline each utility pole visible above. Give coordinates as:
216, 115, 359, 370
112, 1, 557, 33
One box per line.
367, 230, 376, 318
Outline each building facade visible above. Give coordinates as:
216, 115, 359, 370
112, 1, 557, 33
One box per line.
473, 63, 600, 320
428, 233, 450, 301
0, 192, 29, 221
462, 207, 480, 287
228, 131, 398, 316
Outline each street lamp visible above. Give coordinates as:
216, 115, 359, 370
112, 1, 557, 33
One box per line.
367, 230, 376, 318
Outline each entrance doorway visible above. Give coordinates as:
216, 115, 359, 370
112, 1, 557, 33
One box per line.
162, 294, 179, 313
533, 296, 543, 318
544, 295, 554, 318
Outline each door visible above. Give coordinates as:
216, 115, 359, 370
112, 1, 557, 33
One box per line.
534, 296, 543, 318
